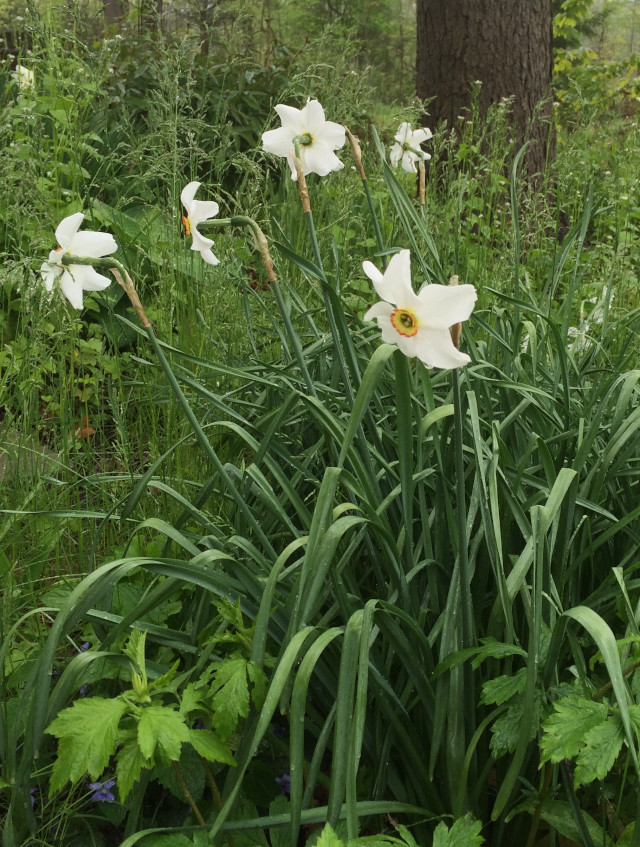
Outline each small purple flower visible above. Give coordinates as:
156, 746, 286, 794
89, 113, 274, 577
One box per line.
275, 773, 290, 796
89, 780, 116, 803
79, 641, 90, 652
79, 683, 90, 697
29, 787, 37, 808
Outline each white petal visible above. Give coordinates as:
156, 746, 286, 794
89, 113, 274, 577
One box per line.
191, 228, 219, 265
181, 181, 200, 212
417, 283, 477, 328
363, 300, 393, 322
362, 260, 384, 287
401, 151, 418, 173
274, 104, 305, 134
389, 143, 403, 167
394, 122, 412, 144
413, 327, 471, 369
189, 199, 219, 227
413, 127, 433, 144
40, 262, 60, 291
302, 143, 344, 177
55, 213, 84, 250
319, 120, 346, 151
371, 250, 413, 305
58, 269, 85, 309
68, 230, 118, 258
262, 126, 296, 158
301, 99, 327, 133
71, 264, 112, 292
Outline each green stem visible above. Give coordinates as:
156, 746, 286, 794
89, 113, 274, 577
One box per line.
452, 367, 476, 781
361, 178, 386, 265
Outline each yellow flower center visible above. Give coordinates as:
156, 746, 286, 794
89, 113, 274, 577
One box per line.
390, 308, 419, 337
299, 132, 313, 146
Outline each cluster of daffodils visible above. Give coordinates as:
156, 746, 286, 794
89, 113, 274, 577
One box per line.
40, 101, 474, 370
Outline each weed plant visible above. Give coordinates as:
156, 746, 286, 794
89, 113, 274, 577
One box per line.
3, 14, 640, 847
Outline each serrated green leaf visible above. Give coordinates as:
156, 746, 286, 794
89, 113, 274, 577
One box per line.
179, 682, 207, 717
46, 697, 127, 791
123, 628, 147, 676
209, 656, 251, 739
314, 824, 345, 847
574, 713, 625, 787
481, 669, 527, 705
540, 696, 608, 763
489, 693, 542, 758
137, 705, 190, 762
116, 737, 151, 801
188, 728, 236, 765
432, 814, 484, 847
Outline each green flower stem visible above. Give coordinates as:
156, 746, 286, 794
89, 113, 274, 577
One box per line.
291, 139, 361, 402
64, 255, 277, 557
345, 127, 386, 264
395, 353, 414, 587
362, 178, 386, 262
452, 367, 476, 757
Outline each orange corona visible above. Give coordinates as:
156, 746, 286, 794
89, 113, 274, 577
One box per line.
390, 308, 419, 337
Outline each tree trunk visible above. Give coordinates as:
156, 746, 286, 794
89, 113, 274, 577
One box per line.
416, 0, 555, 179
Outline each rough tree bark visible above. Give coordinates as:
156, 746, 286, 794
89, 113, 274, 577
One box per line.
416, 0, 555, 178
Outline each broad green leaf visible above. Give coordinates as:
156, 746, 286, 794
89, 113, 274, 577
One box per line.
540, 696, 608, 763
138, 837, 194, 846
489, 694, 543, 759
481, 669, 527, 705
532, 798, 606, 845
46, 697, 127, 791
432, 814, 484, 847
574, 713, 625, 787
116, 737, 151, 801
137, 705, 190, 763
188, 728, 236, 765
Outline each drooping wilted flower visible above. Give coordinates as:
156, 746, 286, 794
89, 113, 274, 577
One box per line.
40, 213, 117, 309
180, 181, 220, 266
262, 99, 346, 180
89, 780, 116, 804
389, 122, 433, 173
363, 250, 477, 369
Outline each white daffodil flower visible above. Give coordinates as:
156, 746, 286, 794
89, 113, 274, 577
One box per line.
181, 181, 220, 266
363, 250, 477, 369
261, 99, 346, 180
13, 64, 34, 91
40, 213, 117, 309
389, 122, 433, 173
